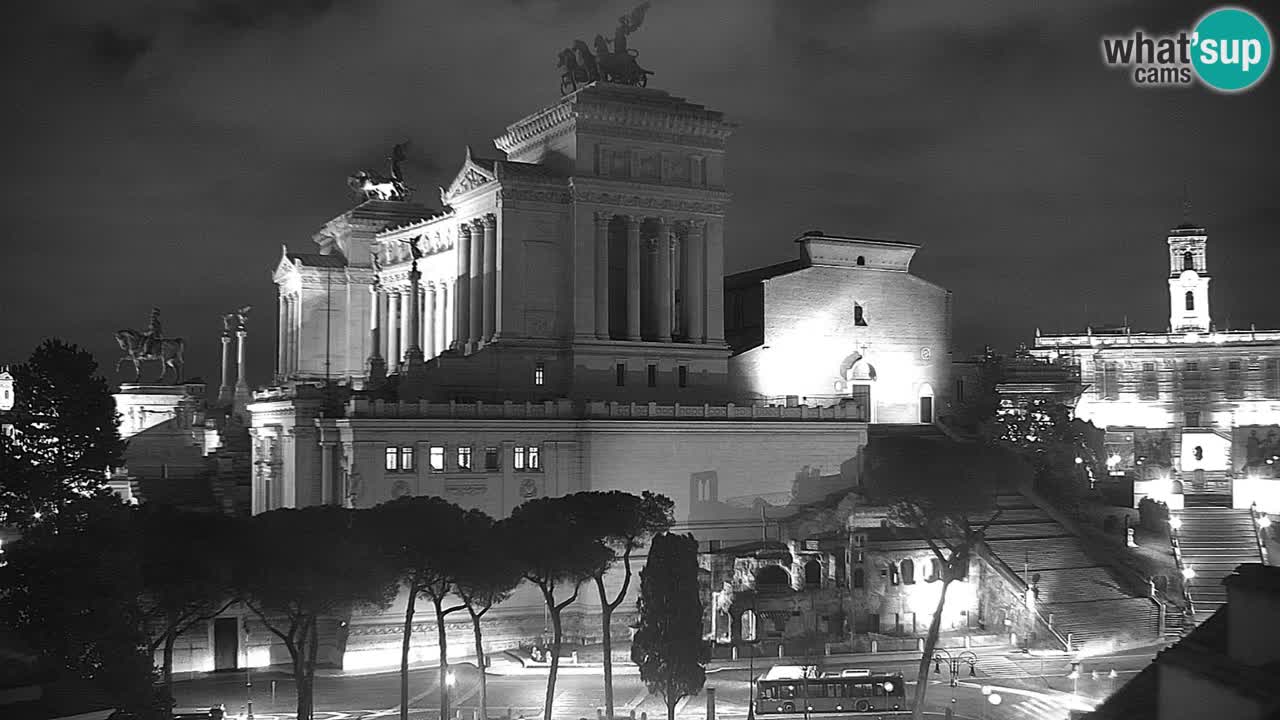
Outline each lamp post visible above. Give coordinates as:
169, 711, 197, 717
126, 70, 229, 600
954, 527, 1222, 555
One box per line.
1068, 661, 1080, 697
931, 649, 977, 711
244, 625, 254, 720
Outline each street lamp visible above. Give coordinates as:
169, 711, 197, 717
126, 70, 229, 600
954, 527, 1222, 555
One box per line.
931, 649, 978, 688
244, 625, 254, 720
1169, 516, 1182, 532
1182, 565, 1196, 581
1068, 661, 1080, 696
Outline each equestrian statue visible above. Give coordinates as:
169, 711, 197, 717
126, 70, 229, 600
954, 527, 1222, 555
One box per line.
114, 307, 186, 383
558, 2, 654, 95
347, 141, 412, 201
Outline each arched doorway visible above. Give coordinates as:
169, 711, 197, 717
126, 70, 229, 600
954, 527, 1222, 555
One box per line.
804, 559, 821, 588
755, 564, 791, 592
918, 383, 935, 424
836, 352, 877, 421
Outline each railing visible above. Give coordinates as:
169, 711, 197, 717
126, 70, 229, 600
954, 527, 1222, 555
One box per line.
974, 540, 1070, 652
583, 401, 868, 421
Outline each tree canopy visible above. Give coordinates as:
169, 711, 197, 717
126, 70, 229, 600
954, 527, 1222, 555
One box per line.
631, 532, 708, 720
0, 340, 125, 528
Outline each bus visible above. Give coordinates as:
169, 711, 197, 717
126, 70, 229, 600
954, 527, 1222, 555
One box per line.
754, 665, 908, 716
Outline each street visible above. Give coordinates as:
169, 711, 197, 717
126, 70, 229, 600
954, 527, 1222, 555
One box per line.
169, 643, 1163, 720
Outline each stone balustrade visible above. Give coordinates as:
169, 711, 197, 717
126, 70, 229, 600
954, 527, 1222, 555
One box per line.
342, 398, 870, 421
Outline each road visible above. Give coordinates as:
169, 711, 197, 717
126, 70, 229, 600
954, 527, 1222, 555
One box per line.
171, 644, 1164, 720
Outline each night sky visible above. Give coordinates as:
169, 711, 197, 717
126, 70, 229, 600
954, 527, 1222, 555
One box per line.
2, 0, 1277, 388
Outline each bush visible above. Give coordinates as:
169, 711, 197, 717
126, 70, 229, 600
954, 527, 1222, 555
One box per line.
1138, 498, 1170, 531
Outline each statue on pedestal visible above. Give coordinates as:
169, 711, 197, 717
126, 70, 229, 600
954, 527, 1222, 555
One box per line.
114, 307, 186, 383
558, 2, 654, 95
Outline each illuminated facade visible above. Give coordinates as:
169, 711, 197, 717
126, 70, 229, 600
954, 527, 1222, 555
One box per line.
1033, 222, 1280, 512
726, 234, 952, 424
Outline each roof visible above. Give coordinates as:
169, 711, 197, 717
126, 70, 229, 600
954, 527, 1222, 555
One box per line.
288, 252, 347, 268
725, 259, 805, 288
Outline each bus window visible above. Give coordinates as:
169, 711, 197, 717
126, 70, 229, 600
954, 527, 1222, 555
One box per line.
782, 685, 797, 699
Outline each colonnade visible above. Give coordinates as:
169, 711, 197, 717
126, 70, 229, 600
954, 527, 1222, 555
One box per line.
371, 279, 455, 367
594, 212, 710, 343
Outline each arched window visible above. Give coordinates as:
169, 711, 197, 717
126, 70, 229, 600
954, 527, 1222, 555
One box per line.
853, 568, 865, 589
854, 304, 867, 326
900, 558, 916, 584
1183, 251, 1194, 271
804, 559, 821, 588
856, 255, 866, 266
928, 558, 943, 582
755, 565, 790, 591
888, 562, 900, 586
1185, 291, 1195, 311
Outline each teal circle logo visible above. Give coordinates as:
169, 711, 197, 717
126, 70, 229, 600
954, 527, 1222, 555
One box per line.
1192, 6, 1273, 92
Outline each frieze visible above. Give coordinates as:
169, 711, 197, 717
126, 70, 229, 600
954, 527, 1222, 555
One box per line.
454, 169, 492, 195
575, 122, 729, 151
496, 187, 572, 205
572, 189, 726, 215
446, 483, 488, 496
348, 620, 480, 638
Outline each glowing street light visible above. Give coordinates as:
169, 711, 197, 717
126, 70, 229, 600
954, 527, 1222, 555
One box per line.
1259, 515, 1272, 529
987, 693, 1002, 705
446, 670, 457, 687
1182, 566, 1196, 581
1169, 516, 1183, 531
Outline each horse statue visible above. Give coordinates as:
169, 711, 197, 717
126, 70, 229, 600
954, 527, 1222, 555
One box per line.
114, 329, 186, 383
558, 46, 592, 95
558, 2, 653, 94
347, 141, 412, 201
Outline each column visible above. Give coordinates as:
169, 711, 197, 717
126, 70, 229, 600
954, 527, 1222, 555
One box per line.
387, 291, 401, 367
399, 289, 413, 362
235, 327, 249, 394
285, 295, 296, 375
379, 288, 391, 361
438, 283, 449, 354
320, 441, 335, 505
685, 219, 706, 343
594, 212, 610, 339
424, 284, 437, 358
482, 214, 497, 342
705, 218, 726, 344
626, 215, 641, 341
219, 331, 233, 403
456, 224, 472, 351
469, 219, 484, 347
368, 285, 382, 360
656, 217, 673, 342
276, 295, 287, 378
406, 268, 422, 361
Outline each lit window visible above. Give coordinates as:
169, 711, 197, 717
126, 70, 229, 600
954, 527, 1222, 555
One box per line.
513, 445, 542, 471
400, 447, 415, 471
385, 447, 399, 471
514, 446, 526, 470
485, 447, 500, 471
534, 362, 545, 386
647, 364, 657, 388
527, 445, 541, 470
429, 446, 445, 472
457, 446, 472, 471
678, 365, 688, 388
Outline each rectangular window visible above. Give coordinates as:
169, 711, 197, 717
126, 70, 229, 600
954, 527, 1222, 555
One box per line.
678, 365, 688, 388
647, 364, 657, 388
1140, 362, 1159, 401
1142, 362, 1156, 372
1102, 362, 1119, 400
534, 362, 545, 386
399, 447, 415, 472
1228, 360, 1241, 371
1185, 412, 1200, 428
514, 446, 526, 470
385, 447, 399, 472
485, 447, 500, 471
457, 446, 472, 471
527, 445, 541, 470
616, 363, 626, 387
429, 446, 445, 472
955, 379, 965, 403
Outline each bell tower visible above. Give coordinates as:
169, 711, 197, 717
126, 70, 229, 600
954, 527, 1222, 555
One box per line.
1167, 222, 1210, 333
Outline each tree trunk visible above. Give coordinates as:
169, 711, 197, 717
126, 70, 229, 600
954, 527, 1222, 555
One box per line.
401, 585, 418, 720
471, 609, 488, 720
435, 598, 451, 720
666, 692, 677, 720
305, 618, 321, 720
292, 639, 312, 720
544, 601, 564, 720
162, 629, 176, 695
596, 576, 615, 720
911, 579, 952, 720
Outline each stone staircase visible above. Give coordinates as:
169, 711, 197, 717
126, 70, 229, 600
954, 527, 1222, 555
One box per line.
980, 495, 1160, 652
1175, 506, 1262, 622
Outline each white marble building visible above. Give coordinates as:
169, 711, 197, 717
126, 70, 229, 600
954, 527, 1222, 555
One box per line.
1033, 221, 1280, 511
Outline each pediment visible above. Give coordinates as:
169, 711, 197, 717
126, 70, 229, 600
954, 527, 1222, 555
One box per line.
442, 147, 497, 202
272, 246, 300, 283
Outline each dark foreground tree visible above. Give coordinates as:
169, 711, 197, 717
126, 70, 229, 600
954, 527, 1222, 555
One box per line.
863, 433, 1030, 720
454, 513, 524, 720
239, 506, 398, 720
367, 496, 474, 720
507, 496, 612, 720
578, 491, 674, 720
0, 495, 168, 717
631, 532, 708, 720
0, 339, 125, 528
140, 507, 240, 694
